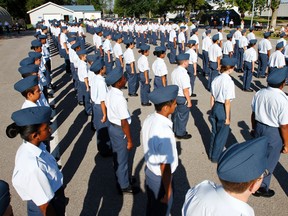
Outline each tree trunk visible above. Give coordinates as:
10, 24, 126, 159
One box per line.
270, 7, 278, 29
149, 10, 152, 19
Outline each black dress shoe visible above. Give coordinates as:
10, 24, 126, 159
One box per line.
175, 133, 192, 139
121, 185, 140, 195
191, 93, 197, 97
253, 187, 275, 198
243, 88, 253, 92
128, 93, 138, 97
260, 75, 266, 78
141, 102, 152, 106
78, 101, 84, 106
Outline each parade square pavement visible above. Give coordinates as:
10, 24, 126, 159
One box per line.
0, 28, 287, 215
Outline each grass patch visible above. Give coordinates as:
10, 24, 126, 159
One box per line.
26, 24, 34, 30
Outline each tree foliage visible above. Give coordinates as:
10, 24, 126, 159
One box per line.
114, 0, 205, 18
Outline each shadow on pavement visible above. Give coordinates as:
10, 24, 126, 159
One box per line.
274, 162, 288, 196
62, 120, 94, 185
80, 153, 123, 216
190, 100, 211, 155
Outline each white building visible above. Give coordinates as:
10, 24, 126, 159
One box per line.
27, 1, 101, 26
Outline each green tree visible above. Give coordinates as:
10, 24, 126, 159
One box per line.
269, 0, 281, 28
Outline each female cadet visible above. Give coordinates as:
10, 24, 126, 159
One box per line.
123, 38, 139, 96
243, 39, 257, 92
113, 33, 124, 72
89, 58, 112, 157
209, 58, 236, 163
6, 106, 66, 216
137, 44, 151, 106
102, 31, 114, 74
185, 40, 197, 97
152, 46, 168, 89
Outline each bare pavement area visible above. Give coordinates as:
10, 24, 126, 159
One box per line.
0, 29, 287, 216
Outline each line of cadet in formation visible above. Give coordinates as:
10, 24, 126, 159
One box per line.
4, 17, 288, 216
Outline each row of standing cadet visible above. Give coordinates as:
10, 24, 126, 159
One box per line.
4, 21, 68, 216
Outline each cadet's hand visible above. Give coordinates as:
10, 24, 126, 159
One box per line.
86, 87, 89, 92
160, 194, 170, 204
101, 115, 107, 123
127, 141, 133, 151
225, 119, 230, 125
121, 63, 124, 68
187, 101, 192, 108
282, 145, 288, 154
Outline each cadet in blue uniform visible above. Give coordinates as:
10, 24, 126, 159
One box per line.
102, 31, 114, 74
209, 58, 236, 163
137, 44, 152, 106
208, 34, 222, 91
89, 58, 112, 157
123, 38, 139, 96
171, 54, 192, 139
258, 32, 272, 78
77, 49, 92, 115
6, 107, 66, 216
251, 67, 288, 197
183, 137, 269, 216
142, 85, 179, 216
105, 68, 140, 194
185, 40, 198, 97
243, 39, 257, 92
152, 46, 168, 89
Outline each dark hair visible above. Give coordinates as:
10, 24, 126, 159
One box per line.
153, 50, 165, 57
6, 122, 42, 141
220, 65, 234, 73
126, 42, 134, 49
268, 79, 285, 88
21, 85, 37, 98
154, 99, 175, 112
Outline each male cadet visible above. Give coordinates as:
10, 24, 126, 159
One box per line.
243, 39, 258, 92
277, 32, 287, 48
168, 24, 177, 64
208, 34, 222, 91
217, 26, 223, 48
238, 29, 248, 72
251, 67, 288, 197
268, 41, 286, 70
222, 33, 234, 58
182, 136, 269, 216
93, 27, 103, 57
246, 27, 256, 42
59, 26, 71, 73
105, 68, 140, 194
171, 54, 192, 139
189, 28, 199, 53
178, 26, 186, 54
142, 85, 179, 216
258, 32, 272, 78
202, 29, 212, 76
233, 26, 242, 67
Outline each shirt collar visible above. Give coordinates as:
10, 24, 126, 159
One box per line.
154, 112, 173, 128
23, 141, 46, 157
110, 86, 123, 96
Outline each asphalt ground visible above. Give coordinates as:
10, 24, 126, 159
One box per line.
0, 28, 287, 216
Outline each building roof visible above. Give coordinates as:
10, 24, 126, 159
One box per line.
63, 5, 95, 12
27, 1, 74, 14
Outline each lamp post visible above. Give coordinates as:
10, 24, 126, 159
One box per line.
250, 0, 255, 28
